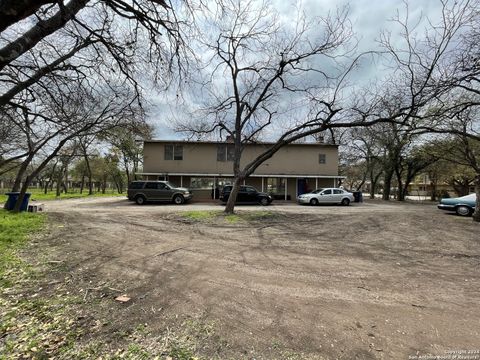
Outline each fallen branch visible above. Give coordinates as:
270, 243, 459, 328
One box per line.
153, 247, 185, 257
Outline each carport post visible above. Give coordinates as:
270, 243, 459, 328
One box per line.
180, 176, 183, 187
261, 177, 264, 192
333, 178, 336, 187
285, 178, 288, 201
316, 178, 318, 189
213, 176, 216, 199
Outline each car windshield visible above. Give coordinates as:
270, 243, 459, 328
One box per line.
459, 194, 476, 200
310, 189, 324, 194
163, 181, 177, 189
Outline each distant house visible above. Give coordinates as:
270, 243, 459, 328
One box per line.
408, 174, 474, 198
138, 140, 344, 200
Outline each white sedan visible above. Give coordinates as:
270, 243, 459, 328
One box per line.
297, 188, 355, 206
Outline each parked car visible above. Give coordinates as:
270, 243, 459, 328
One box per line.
220, 185, 272, 205
297, 188, 354, 206
127, 180, 193, 205
437, 193, 477, 216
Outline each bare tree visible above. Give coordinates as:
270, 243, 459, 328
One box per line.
0, 0, 196, 211
0, 0, 182, 73
176, 0, 364, 213
379, 0, 479, 219
175, 0, 480, 213
10, 78, 142, 211
344, 126, 386, 199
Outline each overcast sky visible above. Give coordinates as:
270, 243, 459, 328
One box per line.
147, 0, 447, 140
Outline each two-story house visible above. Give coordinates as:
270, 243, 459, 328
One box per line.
138, 140, 344, 201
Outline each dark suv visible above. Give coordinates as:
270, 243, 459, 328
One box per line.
127, 181, 193, 205
220, 185, 272, 205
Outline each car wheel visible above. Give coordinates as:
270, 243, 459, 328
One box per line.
455, 205, 472, 216
260, 197, 269, 206
310, 198, 318, 206
135, 195, 146, 205
173, 194, 185, 205
341, 198, 350, 206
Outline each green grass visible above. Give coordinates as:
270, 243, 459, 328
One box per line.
0, 209, 45, 287
0, 188, 124, 202
183, 210, 222, 221
182, 210, 278, 223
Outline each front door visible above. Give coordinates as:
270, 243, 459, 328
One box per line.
297, 178, 307, 196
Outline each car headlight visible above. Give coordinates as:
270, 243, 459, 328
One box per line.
183, 191, 190, 195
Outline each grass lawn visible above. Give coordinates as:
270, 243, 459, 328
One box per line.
0, 188, 124, 203
0, 209, 45, 287
182, 209, 277, 223
0, 208, 203, 359
0, 210, 87, 359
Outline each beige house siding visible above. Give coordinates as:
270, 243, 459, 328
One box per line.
143, 141, 338, 176
141, 141, 342, 201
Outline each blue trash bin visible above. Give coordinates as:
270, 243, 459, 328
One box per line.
4, 192, 31, 211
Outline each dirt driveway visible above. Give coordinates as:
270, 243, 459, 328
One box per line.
38, 198, 480, 359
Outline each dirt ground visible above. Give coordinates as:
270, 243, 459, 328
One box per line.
28, 198, 480, 359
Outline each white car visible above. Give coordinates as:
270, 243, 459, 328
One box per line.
297, 188, 355, 206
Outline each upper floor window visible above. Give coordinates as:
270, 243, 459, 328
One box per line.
217, 144, 235, 162
165, 144, 183, 160
318, 153, 326, 164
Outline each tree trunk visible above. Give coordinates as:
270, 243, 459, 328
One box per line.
369, 170, 379, 199
114, 178, 122, 193
124, 157, 131, 185
63, 164, 68, 193
382, 170, 394, 200
13, 175, 32, 212
356, 176, 366, 192
473, 174, 480, 223
430, 179, 437, 201
56, 177, 61, 197
47, 161, 58, 194
224, 177, 243, 214
396, 179, 405, 201
11, 154, 34, 192
84, 155, 93, 195
80, 174, 85, 194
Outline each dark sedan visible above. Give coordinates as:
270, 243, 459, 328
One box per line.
220, 185, 272, 205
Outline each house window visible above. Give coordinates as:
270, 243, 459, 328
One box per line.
190, 177, 214, 190
267, 178, 285, 195
165, 144, 183, 160
318, 153, 326, 164
190, 177, 232, 190
217, 144, 235, 161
